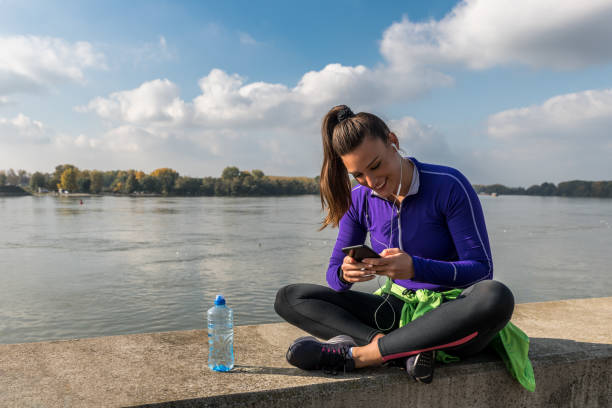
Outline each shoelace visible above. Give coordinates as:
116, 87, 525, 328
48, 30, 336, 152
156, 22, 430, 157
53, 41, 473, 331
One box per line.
320, 344, 351, 375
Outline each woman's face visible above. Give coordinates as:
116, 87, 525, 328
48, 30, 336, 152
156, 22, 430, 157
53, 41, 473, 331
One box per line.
340, 134, 401, 198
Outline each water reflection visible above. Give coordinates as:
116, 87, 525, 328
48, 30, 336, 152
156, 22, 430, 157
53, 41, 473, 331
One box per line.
152, 207, 181, 215
55, 207, 86, 216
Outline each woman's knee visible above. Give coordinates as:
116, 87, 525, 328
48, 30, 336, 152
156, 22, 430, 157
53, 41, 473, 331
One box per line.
473, 280, 515, 322
274, 284, 294, 317
274, 283, 314, 318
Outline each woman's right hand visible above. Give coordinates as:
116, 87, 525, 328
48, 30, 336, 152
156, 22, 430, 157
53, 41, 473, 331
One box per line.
341, 255, 378, 283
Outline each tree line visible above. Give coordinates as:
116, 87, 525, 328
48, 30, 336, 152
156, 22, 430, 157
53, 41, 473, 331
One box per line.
473, 181, 612, 198
1, 166, 611, 198
0, 165, 319, 196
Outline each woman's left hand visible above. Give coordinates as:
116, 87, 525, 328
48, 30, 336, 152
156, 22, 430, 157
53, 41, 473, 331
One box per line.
362, 248, 415, 280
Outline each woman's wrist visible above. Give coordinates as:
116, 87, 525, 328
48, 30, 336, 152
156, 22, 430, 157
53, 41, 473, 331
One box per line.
338, 266, 351, 284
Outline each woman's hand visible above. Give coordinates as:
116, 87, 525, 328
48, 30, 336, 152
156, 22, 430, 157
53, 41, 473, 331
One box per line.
362, 248, 415, 280
341, 255, 378, 283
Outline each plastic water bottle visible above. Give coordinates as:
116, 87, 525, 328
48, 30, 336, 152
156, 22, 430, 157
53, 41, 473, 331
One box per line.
207, 295, 234, 372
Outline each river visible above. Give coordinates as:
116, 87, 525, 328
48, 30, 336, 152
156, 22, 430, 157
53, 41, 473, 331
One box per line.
0, 194, 610, 344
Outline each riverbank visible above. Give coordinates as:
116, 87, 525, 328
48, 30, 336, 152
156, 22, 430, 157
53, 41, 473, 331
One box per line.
1, 296, 610, 407
0, 185, 30, 196
32, 192, 164, 197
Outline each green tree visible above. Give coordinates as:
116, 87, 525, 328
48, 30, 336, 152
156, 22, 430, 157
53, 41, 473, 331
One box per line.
60, 168, 78, 192
6, 169, 19, 185
151, 168, 179, 194
214, 178, 230, 195
201, 177, 215, 195
18, 169, 29, 186
47, 176, 59, 191
558, 180, 591, 197
111, 170, 128, 193
90, 171, 104, 193
29, 172, 46, 191
0, 171, 7, 186
221, 166, 240, 180
175, 176, 202, 195
77, 170, 91, 193
141, 175, 162, 193
124, 173, 139, 194
102, 171, 117, 189
591, 181, 612, 198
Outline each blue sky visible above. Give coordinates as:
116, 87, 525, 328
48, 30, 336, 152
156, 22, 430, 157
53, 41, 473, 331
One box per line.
1, 0, 612, 186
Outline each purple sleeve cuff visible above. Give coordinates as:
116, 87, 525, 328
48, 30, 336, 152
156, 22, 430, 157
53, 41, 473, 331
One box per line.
327, 264, 353, 291
412, 255, 490, 288
412, 255, 424, 281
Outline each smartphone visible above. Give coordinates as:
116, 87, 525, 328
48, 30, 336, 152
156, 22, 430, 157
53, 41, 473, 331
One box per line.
341, 244, 381, 262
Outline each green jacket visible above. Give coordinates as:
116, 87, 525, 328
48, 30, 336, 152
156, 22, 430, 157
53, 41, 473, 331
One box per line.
374, 278, 536, 392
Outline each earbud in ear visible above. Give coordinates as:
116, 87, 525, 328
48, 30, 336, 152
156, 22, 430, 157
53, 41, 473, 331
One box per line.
393, 144, 399, 151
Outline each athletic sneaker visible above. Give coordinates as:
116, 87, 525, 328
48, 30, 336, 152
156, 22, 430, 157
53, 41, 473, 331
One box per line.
406, 351, 435, 383
286, 335, 357, 374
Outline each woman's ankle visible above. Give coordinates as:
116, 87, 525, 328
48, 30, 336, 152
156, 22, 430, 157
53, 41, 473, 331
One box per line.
352, 334, 385, 368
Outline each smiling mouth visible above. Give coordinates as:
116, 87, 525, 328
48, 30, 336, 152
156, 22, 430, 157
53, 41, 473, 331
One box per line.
374, 179, 386, 191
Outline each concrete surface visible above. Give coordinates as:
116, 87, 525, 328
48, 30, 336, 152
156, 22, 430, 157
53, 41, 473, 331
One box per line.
0, 297, 611, 408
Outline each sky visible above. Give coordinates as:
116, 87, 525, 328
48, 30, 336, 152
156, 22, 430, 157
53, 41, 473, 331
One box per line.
1, 0, 612, 186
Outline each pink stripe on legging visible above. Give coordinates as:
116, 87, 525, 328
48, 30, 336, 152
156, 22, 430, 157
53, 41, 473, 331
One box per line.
381, 331, 479, 362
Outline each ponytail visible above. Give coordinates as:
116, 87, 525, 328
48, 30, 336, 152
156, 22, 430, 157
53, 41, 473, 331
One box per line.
319, 105, 352, 229
319, 105, 391, 229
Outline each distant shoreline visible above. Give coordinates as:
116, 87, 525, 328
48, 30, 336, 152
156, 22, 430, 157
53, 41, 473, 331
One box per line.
473, 180, 612, 199
8, 190, 612, 200
4, 164, 611, 198
3, 176, 612, 199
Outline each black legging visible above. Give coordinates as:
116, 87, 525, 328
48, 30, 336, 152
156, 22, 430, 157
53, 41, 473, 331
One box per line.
274, 280, 514, 362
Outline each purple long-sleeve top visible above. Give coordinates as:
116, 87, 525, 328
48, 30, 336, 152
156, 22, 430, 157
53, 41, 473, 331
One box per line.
326, 158, 493, 292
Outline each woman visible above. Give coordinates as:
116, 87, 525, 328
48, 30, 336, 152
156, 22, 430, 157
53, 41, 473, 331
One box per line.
274, 105, 514, 382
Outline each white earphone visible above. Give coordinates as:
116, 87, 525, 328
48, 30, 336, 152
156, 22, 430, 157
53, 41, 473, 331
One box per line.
393, 143, 402, 198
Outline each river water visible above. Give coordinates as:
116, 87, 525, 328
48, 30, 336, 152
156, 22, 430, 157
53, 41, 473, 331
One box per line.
0, 194, 610, 344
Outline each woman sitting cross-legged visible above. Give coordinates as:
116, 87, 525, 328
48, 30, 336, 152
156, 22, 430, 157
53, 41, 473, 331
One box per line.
274, 105, 516, 383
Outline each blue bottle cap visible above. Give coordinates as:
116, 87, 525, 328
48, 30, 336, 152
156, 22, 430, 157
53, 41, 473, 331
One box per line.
214, 295, 226, 306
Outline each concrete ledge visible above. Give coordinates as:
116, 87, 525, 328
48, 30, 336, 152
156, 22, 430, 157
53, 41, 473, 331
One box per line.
1, 297, 611, 407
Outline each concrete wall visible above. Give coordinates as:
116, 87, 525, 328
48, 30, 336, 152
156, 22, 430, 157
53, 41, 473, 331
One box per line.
1, 297, 611, 407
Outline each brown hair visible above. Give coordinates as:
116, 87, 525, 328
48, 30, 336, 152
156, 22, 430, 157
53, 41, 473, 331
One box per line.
319, 105, 391, 229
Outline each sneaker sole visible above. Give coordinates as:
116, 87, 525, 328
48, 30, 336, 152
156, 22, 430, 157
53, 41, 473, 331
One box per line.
407, 352, 435, 384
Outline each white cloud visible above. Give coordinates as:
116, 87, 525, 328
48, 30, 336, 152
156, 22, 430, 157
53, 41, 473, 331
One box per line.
83, 63, 450, 130
0, 35, 106, 96
480, 88, 612, 184
389, 116, 456, 165
488, 89, 612, 140
381, 0, 612, 70
78, 79, 189, 124
75, 63, 453, 176
0, 113, 48, 143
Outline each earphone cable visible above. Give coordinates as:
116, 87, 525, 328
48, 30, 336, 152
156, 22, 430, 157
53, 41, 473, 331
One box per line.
372, 149, 404, 332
